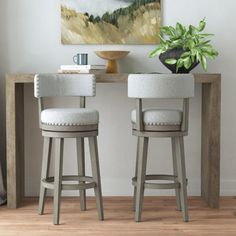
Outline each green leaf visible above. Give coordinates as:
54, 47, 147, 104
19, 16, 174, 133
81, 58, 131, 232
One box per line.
190, 49, 197, 56
201, 46, 219, 58
176, 22, 184, 36
196, 51, 201, 62
169, 26, 176, 36
149, 18, 218, 66
211, 48, 219, 56
171, 39, 182, 47
201, 46, 213, 54
182, 56, 190, 62
161, 26, 177, 38
199, 18, 206, 31
176, 59, 184, 72
200, 55, 207, 71
191, 55, 196, 62
161, 26, 174, 37
165, 58, 177, 65
181, 51, 191, 58
159, 34, 166, 43
197, 40, 211, 46
189, 25, 197, 35
149, 47, 164, 58
199, 33, 214, 37
187, 40, 195, 49
184, 57, 192, 69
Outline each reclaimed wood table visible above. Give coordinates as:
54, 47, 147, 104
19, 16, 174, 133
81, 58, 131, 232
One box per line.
6, 73, 221, 208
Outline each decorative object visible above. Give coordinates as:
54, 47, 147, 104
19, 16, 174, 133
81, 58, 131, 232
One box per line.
59, 65, 91, 74
61, 0, 161, 44
59, 64, 106, 74
73, 53, 88, 65
149, 18, 219, 73
95, 50, 129, 73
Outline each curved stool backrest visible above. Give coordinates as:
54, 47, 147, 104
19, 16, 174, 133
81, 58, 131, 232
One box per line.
34, 74, 96, 98
128, 74, 194, 99
34, 74, 96, 127
128, 74, 194, 133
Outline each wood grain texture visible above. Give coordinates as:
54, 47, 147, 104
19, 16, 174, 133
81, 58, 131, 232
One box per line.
6, 75, 16, 208
88, 137, 104, 221
53, 138, 64, 225
38, 137, 52, 215
201, 76, 221, 208
0, 197, 236, 236
6, 77, 25, 208
6, 73, 221, 84
135, 136, 148, 222
171, 137, 181, 211
76, 137, 86, 211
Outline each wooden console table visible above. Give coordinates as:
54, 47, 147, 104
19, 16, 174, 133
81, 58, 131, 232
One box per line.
6, 73, 221, 208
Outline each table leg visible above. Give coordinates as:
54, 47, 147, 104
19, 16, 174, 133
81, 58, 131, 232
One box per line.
201, 78, 221, 208
6, 78, 25, 208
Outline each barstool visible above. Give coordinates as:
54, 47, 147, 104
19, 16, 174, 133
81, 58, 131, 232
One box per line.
34, 74, 104, 225
128, 74, 194, 222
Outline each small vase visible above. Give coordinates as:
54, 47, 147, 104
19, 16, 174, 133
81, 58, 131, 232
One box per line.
159, 48, 199, 74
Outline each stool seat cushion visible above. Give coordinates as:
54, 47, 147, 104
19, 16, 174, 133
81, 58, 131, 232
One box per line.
131, 109, 182, 126
41, 108, 99, 126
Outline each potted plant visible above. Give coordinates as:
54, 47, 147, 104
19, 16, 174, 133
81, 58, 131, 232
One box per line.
149, 18, 218, 73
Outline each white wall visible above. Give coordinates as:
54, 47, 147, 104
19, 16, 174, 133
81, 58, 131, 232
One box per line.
0, 0, 236, 196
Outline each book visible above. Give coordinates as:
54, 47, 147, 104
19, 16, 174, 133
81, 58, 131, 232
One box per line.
58, 69, 90, 74
59, 64, 106, 74
58, 68, 106, 74
60, 65, 91, 70
60, 64, 106, 71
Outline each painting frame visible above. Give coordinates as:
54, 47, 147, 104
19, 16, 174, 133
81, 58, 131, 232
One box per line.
61, 0, 162, 45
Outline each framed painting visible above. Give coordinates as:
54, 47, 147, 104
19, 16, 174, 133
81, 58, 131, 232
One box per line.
61, 0, 161, 44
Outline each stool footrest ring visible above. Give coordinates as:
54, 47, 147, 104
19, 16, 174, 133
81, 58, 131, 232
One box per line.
42, 175, 96, 190
132, 174, 180, 190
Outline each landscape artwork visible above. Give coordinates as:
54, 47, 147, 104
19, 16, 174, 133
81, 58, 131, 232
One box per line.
61, 0, 161, 44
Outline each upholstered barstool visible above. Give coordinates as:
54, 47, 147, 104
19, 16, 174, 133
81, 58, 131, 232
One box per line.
128, 74, 194, 222
34, 74, 104, 225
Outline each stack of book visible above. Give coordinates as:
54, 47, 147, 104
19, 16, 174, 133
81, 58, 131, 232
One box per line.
59, 65, 106, 74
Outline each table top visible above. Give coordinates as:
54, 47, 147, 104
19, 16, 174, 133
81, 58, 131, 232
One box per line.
6, 73, 221, 84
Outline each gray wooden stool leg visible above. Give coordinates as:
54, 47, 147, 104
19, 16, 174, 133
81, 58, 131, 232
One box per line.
175, 137, 189, 222
38, 137, 52, 215
135, 137, 149, 222
133, 137, 140, 211
53, 138, 64, 225
171, 137, 181, 211
76, 138, 86, 211
88, 136, 104, 221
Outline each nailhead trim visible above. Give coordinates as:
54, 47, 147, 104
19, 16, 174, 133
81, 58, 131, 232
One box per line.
35, 75, 40, 98
132, 121, 180, 126
42, 122, 99, 126
34, 74, 96, 98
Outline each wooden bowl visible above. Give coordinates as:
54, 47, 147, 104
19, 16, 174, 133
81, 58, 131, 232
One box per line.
95, 51, 130, 73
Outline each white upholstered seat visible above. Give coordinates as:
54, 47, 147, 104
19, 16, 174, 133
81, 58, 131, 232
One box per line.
131, 109, 182, 126
128, 74, 194, 222
35, 74, 104, 225
41, 108, 99, 126
34, 74, 99, 127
